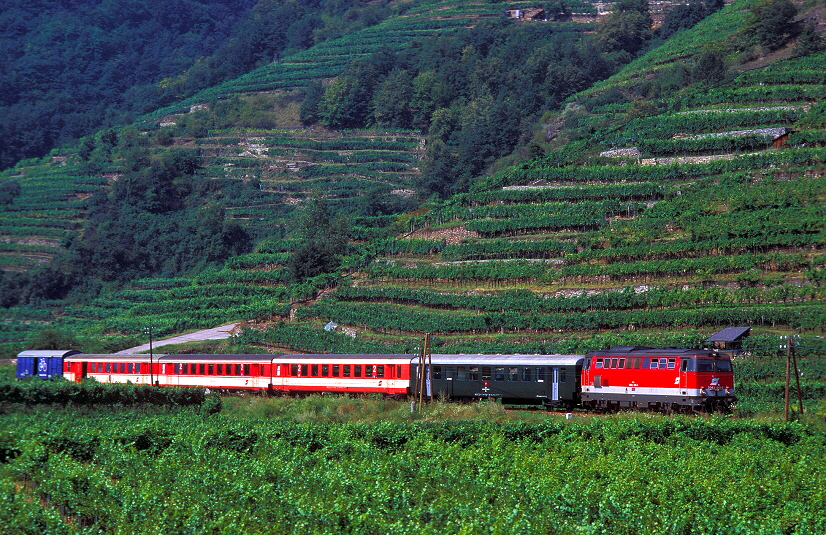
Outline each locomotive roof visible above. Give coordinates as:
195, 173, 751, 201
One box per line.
413, 354, 584, 366
586, 347, 717, 358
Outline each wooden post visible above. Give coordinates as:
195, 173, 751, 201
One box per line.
791, 336, 804, 416
417, 333, 431, 410
427, 333, 433, 404
784, 336, 791, 421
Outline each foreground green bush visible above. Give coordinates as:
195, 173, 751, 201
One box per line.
0, 409, 823, 534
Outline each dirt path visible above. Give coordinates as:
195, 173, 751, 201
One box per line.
115, 323, 240, 355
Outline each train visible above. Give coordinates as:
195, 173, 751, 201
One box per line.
15, 346, 736, 412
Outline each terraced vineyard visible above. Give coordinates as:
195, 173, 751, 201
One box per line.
191, 125, 424, 240
290, 46, 826, 352
0, 156, 107, 272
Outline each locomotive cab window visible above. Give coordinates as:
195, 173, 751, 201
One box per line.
715, 360, 732, 372
698, 360, 714, 372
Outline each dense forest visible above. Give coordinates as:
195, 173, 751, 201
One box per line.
0, 0, 414, 171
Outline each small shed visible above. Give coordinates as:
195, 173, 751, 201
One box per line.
505, 7, 545, 20
16, 349, 80, 380
705, 327, 751, 355
772, 128, 791, 148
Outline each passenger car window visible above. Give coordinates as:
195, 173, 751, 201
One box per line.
522, 367, 532, 381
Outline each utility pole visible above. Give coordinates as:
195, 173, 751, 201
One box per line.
792, 336, 804, 416
144, 326, 154, 386
416, 333, 431, 410
784, 335, 804, 421
784, 336, 790, 421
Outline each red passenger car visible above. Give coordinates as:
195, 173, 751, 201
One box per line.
270, 354, 411, 397
64, 353, 413, 397
580, 347, 735, 412
64, 354, 157, 385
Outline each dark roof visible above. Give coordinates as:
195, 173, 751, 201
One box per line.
705, 327, 751, 343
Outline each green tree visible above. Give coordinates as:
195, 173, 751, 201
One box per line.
25, 328, 80, 351
595, 0, 652, 62
300, 81, 326, 125
372, 69, 413, 128
792, 23, 825, 57
693, 49, 728, 85
287, 196, 350, 282
747, 0, 798, 51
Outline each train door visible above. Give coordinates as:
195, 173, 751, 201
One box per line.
551, 367, 560, 402
443, 366, 454, 399
679, 357, 691, 394
271, 362, 286, 392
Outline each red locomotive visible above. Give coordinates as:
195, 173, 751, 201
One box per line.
581, 347, 735, 412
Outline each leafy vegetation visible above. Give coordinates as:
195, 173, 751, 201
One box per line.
0, 397, 823, 534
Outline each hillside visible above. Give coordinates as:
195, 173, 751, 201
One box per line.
0, 0, 824, 357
